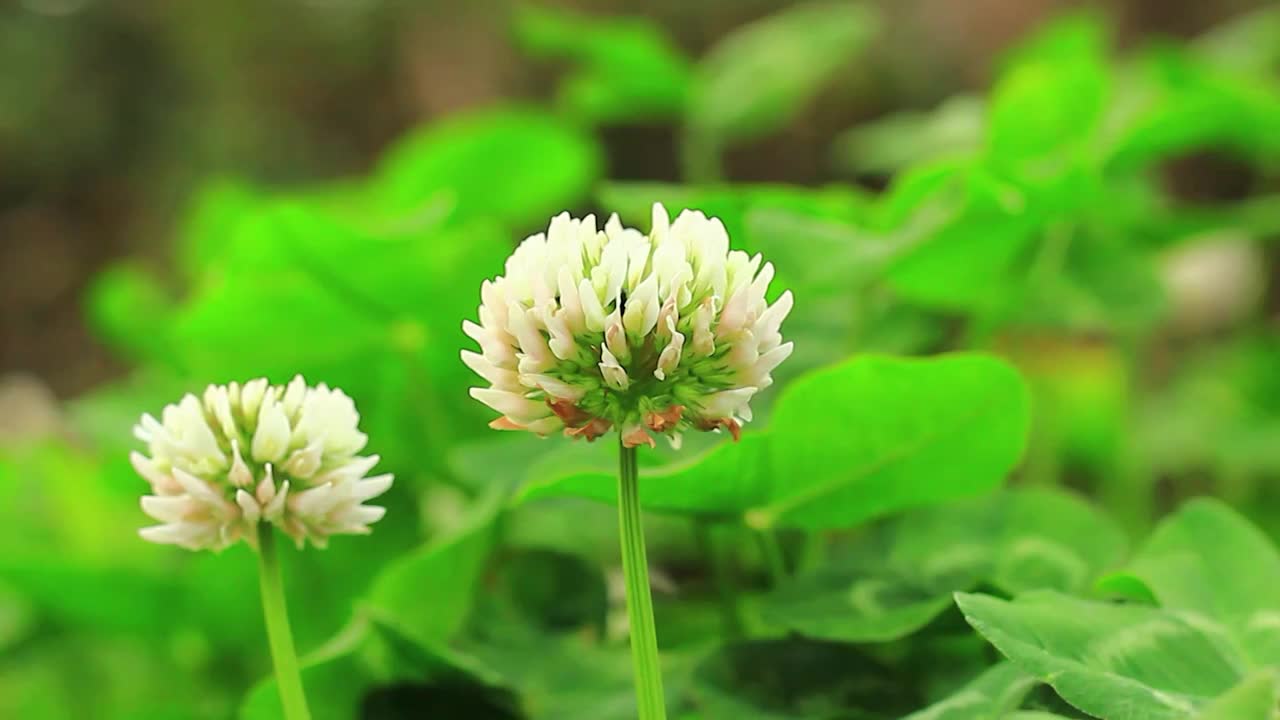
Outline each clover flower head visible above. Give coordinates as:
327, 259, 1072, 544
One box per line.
131, 376, 393, 551
462, 203, 794, 448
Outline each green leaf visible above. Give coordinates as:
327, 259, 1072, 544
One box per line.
374, 107, 601, 229
760, 488, 1124, 642
957, 591, 1259, 720
876, 161, 1042, 312
688, 2, 879, 144
513, 6, 690, 123
749, 354, 1031, 530
1196, 670, 1280, 720
988, 14, 1109, 165
1098, 498, 1280, 664
519, 355, 1031, 531
901, 663, 1041, 720
364, 493, 501, 648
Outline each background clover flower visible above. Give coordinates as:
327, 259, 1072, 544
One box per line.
463, 202, 794, 448
132, 376, 393, 551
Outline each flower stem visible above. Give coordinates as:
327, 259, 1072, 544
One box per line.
617, 441, 668, 720
256, 524, 312, 720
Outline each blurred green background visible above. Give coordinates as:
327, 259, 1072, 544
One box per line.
2, 0, 1279, 718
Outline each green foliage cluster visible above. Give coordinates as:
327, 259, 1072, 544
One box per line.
3, 3, 1280, 718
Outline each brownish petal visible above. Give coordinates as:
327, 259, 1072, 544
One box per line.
547, 398, 592, 427
622, 424, 657, 449
696, 417, 742, 442
565, 417, 612, 442
489, 417, 525, 431
645, 404, 685, 433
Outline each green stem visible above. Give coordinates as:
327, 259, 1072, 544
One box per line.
617, 441, 668, 720
256, 525, 312, 720
756, 530, 788, 585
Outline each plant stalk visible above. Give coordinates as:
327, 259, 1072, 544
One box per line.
256, 524, 312, 720
617, 441, 668, 720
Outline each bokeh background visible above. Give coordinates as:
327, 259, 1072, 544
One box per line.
2, 0, 1279, 718
2, 0, 1269, 397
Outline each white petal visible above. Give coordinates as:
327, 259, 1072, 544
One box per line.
240, 379, 270, 423
140, 495, 192, 524
252, 397, 292, 464
469, 388, 549, 423
236, 489, 262, 525
579, 278, 607, 332
351, 474, 394, 502
264, 480, 290, 522
461, 350, 519, 388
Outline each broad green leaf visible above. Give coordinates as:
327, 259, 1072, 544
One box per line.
687, 2, 879, 144
761, 488, 1124, 642
520, 355, 1030, 530
374, 107, 601, 229
513, 6, 690, 123
958, 591, 1259, 720
1196, 670, 1279, 720
1097, 498, 1280, 664
876, 161, 1041, 311
748, 354, 1031, 529
901, 663, 1040, 720
364, 494, 500, 648
988, 14, 1109, 165
1104, 44, 1280, 171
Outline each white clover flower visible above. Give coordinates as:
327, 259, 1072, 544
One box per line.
462, 203, 794, 448
131, 376, 393, 551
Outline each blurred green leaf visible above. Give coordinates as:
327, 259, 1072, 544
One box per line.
957, 590, 1268, 720
687, 2, 879, 145
901, 663, 1041, 720
364, 493, 501, 648
761, 488, 1125, 643
375, 107, 602, 229
514, 6, 690, 123
1104, 43, 1280, 171
876, 161, 1041, 312
1196, 671, 1280, 720
988, 14, 1109, 166
1096, 498, 1280, 664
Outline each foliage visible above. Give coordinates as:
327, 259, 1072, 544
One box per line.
3, 3, 1280, 719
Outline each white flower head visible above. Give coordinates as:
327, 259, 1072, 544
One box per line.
462, 203, 794, 448
132, 376, 393, 551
